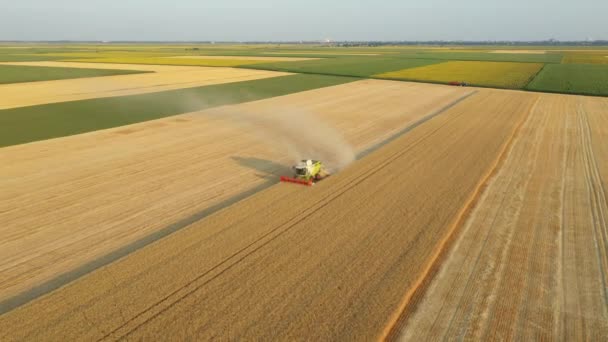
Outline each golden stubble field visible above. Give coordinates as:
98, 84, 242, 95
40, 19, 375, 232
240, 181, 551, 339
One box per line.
1, 87, 550, 340
0, 61, 289, 109
397, 94, 608, 341
1, 78, 606, 340
0, 80, 471, 305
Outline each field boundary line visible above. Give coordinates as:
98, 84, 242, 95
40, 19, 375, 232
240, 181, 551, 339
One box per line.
381, 95, 540, 341
440, 101, 546, 338
357, 90, 478, 158
523, 63, 548, 90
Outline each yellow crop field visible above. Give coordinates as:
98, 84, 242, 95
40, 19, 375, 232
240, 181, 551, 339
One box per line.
66, 56, 271, 67
562, 54, 608, 64
376, 61, 544, 88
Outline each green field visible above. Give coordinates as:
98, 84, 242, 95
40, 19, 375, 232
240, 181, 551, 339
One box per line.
526, 64, 608, 96
0, 74, 354, 147
0, 65, 149, 84
376, 61, 544, 89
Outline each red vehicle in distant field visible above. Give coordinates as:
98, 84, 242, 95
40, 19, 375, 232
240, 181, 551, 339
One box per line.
449, 81, 469, 86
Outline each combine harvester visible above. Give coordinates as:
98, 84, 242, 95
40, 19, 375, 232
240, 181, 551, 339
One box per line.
280, 159, 330, 186
448, 81, 469, 87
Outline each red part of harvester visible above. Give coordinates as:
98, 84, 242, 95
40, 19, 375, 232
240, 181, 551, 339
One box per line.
449, 81, 468, 86
279, 176, 313, 186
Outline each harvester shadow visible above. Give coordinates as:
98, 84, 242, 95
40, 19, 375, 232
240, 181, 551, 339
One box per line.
231, 156, 292, 178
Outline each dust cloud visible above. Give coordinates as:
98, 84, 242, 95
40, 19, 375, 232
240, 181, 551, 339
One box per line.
208, 105, 355, 172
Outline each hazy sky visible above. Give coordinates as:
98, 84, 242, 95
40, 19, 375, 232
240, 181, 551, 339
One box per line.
1, 0, 606, 41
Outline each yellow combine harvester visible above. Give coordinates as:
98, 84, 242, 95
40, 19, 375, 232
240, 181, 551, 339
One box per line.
280, 159, 330, 186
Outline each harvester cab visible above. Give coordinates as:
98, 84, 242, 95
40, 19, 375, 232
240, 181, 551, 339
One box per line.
280, 159, 329, 186
294, 163, 308, 177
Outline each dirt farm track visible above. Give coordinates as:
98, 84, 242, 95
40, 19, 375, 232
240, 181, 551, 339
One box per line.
1, 78, 607, 340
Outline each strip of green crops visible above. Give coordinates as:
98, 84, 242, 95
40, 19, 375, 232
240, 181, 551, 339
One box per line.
526, 64, 608, 96
0, 65, 149, 84
0, 54, 68, 62
0, 74, 355, 147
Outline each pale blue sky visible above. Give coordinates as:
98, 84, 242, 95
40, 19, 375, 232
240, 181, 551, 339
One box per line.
1, 0, 606, 41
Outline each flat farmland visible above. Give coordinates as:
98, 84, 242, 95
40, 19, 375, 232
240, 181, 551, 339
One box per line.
64, 56, 296, 67
245, 57, 443, 77
562, 53, 608, 64
0, 61, 289, 109
0, 89, 542, 340
527, 64, 608, 96
488, 50, 547, 54
394, 51, 563, 64
2, 44, 607, 96
0, 80, 471, 308
0, 73, 352, 147
0, 61, 191, 71
0, 55, 67, 62
376, 61, 544, 89
167, 55, 320, 61
0, 64, 148, 84
1, 43, 608, 340
397, 94, 608, 340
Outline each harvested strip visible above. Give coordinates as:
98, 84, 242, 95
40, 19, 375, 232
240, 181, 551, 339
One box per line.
168, 55, 319, 61
0, 61, 206, 72
0, 89, 537, 340
0, 65, 148, 84
0, 80, 470, 306
398, 94, 608, 340
0, 65, 288, 109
